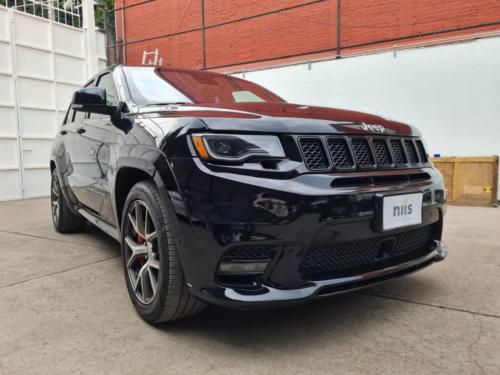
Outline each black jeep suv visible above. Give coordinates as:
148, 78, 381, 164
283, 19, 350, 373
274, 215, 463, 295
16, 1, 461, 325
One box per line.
51, 65, 447, 323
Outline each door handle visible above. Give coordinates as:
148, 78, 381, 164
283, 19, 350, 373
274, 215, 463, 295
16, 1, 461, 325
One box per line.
60, 130, 67, 135
76, 128, 86, 134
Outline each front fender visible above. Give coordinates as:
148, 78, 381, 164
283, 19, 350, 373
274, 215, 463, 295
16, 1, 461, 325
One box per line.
111, 144, 193, 232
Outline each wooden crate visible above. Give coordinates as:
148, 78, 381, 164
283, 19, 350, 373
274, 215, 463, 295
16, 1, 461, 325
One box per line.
431, 156, 499, 207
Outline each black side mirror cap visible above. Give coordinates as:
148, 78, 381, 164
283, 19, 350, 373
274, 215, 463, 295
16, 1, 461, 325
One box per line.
111, 102, 133, 133
71, 87, 116, 115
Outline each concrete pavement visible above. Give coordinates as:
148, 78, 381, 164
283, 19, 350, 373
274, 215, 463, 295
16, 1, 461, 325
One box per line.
0, 198, 499, 374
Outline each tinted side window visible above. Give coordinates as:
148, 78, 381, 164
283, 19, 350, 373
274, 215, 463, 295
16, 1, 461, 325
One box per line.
73, 110, 87, 122
89, 74, 118, 119
64, 79, 94, 124
64, 108, 86, 124
98, 74, 118, 106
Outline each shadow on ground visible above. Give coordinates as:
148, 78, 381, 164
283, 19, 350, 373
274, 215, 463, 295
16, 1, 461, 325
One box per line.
159, 275, 444, 347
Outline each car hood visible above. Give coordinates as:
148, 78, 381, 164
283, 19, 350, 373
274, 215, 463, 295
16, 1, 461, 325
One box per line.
139, 102, 419, 137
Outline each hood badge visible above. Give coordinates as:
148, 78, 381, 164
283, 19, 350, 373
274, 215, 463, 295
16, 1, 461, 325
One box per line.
361, 123, 385, 134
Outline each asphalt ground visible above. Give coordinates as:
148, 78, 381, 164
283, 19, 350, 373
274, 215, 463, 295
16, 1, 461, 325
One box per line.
0, 198, 499, 374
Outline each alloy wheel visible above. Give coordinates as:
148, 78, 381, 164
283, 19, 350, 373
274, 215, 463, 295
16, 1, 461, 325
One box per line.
124, 200, 160, 305
51, 173, 60, 225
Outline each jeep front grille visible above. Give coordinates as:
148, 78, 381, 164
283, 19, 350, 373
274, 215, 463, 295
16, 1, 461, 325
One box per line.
372, 139, 392, 166
390, 139, 408, 165
298, 137, 330, 170
404, 140, 419, 164
326, 138, 353, 169
351, 138, 375, 168
298, 136, 429, 171
415, 140, 429, 163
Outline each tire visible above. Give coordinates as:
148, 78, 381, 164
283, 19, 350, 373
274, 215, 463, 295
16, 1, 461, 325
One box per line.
121, 180, 206, 323
51, 168, 87, 233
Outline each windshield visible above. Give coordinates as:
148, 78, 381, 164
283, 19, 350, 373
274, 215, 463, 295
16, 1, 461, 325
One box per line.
123, 67, 284, 105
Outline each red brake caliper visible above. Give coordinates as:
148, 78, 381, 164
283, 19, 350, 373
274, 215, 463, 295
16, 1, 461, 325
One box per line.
137, 234, 146, 266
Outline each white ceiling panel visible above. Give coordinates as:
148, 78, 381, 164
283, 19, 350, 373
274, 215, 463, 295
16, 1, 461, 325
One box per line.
56, 83, 79, 111
0, 170, 21, 201
0, 75, 14, 105
23, 168, 50, 198
55, 54, 85, 84
0, 42, 11, 73
21, 139, 53, 168
16, 45, 53, 80
0, 107, 16, 137
53, 24, 84, 57
17, 78, 54, 109
14, 12, 50, 49
0, 138, 19, 168
19, 108, 57, 138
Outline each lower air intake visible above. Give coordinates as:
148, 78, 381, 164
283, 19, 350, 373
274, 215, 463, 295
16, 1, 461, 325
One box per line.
298, 225, 434, 279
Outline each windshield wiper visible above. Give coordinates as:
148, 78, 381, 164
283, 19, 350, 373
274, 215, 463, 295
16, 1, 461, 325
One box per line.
143, 102, 191, 106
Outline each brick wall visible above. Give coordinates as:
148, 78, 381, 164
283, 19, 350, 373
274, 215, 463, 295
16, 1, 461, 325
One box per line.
114, 0, 500, 70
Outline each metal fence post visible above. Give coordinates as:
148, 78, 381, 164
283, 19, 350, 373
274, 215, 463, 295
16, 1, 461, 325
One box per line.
201, 0, 206, 69
336, 0, 341, 59
82, 0, 99, 76
7, 8, 25, 198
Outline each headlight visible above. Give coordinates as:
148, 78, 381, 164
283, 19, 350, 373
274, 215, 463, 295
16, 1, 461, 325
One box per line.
192, 134, 285, 161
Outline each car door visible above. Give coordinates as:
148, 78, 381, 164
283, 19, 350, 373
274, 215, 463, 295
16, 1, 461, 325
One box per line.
61, 91, 100, 212
64, 110, 107, 215
78, 72, 122, 223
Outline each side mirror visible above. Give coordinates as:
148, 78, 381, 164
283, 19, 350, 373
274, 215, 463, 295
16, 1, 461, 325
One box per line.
71, 87, 116, 115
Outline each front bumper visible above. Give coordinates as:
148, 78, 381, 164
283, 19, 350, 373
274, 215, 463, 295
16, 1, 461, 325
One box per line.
169, 157, 447, 308
200, 241, 447, 308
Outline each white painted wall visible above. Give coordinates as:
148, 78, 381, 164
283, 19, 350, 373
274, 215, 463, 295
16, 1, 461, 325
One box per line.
235, 37, 500, 158
234, 36, 500, 199
0, 2, 107, 201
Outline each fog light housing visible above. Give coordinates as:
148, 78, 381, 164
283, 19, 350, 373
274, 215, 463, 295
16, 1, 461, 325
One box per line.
217, 245, 277, 286
435, 189, 446, 204
218, 261, 269, 274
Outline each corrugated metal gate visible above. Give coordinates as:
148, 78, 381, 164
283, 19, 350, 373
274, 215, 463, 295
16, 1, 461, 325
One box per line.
0, 1, 106, 200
